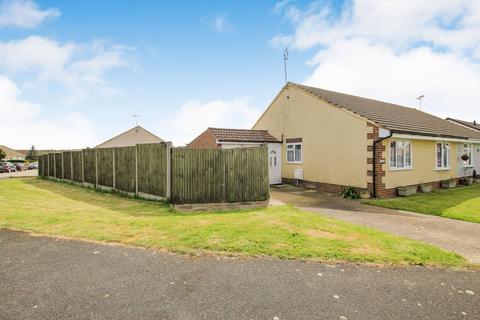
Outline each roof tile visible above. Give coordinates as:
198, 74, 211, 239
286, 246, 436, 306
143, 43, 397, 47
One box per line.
291, 82, 480, 140
208, 128, 280, 143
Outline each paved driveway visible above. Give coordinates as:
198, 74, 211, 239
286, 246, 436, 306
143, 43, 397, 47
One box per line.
1, 229, 479, 320
271, 186, 480, 264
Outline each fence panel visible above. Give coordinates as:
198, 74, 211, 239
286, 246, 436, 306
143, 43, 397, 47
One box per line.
38, 155, 43, 176
42, 154, 48, 177
225, 147, 269, 202
63, 152, 72, 180
83, 149, 96, 184
114, 146, 136, 193
72, 151, 83, 182
54, 153, 63, 179
137, 143, 168, 197
97, 148, 114, 187
171, 148, 224, 204
48, 153, 55, 177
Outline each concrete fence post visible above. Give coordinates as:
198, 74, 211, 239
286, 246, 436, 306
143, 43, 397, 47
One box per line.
70, 152, 73, 181
112, 148, 116, 190
61, 152, 64, 180
47, 154, 50, 178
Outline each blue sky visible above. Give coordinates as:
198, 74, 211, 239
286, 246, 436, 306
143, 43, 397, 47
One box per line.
1, 0, 480, 148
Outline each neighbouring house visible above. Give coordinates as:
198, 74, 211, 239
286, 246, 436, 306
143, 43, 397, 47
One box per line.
187, 127, 282, 184
96, 125, 164, 148
0, 145, 26, 161
446, 118, 480, 175
252, 82, 480, 197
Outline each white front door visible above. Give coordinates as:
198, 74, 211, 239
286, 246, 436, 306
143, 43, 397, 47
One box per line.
268, 143, 282, 184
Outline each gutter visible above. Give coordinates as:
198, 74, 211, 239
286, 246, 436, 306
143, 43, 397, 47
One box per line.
372, 132, 392, 198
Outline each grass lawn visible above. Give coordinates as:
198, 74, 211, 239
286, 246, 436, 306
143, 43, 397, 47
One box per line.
0, 178, 466, 267
364, 184, 480, 224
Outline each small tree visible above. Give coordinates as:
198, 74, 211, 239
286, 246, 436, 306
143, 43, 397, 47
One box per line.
26, 145, 38, 161
0, 148, 5, 161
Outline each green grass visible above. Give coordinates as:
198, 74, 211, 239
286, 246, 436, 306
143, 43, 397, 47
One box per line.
364, 184, 480, 224
0, 178, 466, 267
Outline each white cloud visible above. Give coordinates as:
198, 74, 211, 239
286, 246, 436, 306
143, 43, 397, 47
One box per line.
0, 0, 59, 28
273, 0, 293, 13
0, 75, 97, 149
273, 0, 480, 52
0, 36, 129, 100
272, 0, 480, 121
158, 98, 261, 146
209, 13, 234, 32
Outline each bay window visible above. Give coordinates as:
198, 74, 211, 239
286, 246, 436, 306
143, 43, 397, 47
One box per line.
436, 142, 451, 169
390, 140, 412, 169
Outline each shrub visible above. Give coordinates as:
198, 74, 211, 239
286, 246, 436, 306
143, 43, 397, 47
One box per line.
341, 186, 360, 199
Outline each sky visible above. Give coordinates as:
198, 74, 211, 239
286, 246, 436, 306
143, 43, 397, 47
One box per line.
1, 0, 480, 149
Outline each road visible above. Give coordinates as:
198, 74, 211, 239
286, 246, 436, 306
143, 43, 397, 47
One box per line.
0, 229, 478, 320
0, 169, 37, 179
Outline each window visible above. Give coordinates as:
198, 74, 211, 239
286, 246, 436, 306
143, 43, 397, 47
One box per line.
389, 140, 412, 169
462, 143, 473, 167
286, 143, 302, 163
436, 142, 451, 169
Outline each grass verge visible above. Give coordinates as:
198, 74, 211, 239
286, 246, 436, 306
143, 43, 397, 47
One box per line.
363, 184, 480, 224
0, 178, 466, 267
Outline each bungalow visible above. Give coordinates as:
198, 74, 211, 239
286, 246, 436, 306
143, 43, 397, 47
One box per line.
0, 145, 26, 161
187, 127, 282, 184
252, 82, 480, 197
96, 125, 164, 148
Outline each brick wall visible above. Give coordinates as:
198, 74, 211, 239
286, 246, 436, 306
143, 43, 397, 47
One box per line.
282, 178, 345, 194
187, 130, 220, 149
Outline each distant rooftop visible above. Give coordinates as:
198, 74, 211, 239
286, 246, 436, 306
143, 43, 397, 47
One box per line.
446, 118, 480, 132
208, 128, 280, 143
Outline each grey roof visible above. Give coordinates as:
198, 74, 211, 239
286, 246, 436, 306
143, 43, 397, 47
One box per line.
446, 118, 480, 132
208, 128, 280, 143
290, 82, 480, 140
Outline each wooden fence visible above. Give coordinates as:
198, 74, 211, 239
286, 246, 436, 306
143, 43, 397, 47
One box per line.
38, 144, 269, 204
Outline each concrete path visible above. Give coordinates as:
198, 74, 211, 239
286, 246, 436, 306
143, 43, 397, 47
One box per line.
1, 229, 479, 320
271, 186, 480, 264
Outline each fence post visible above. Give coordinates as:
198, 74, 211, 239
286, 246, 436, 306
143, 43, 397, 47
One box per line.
61, 152, 64, 180
112, 148, 116, 190
166, 142, 172, 201
47, 154, 50, 178
81, 150, 85, 184
70, 152, 73, 181
135, 144, 139, 195
95, 148, 98, 188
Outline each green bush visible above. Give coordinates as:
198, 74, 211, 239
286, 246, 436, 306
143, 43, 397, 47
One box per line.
341, 186, 360, 199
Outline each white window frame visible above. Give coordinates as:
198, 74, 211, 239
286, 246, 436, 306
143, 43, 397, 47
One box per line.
286, 143, 302, 164
435, 142, 451, 170
462, 143, 474, 167
389, 140, 413, 170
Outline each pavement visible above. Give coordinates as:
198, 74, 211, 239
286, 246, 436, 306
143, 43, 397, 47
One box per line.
270, 185, 480, 264
0, 169, 38, 179
1, 229, 479, 320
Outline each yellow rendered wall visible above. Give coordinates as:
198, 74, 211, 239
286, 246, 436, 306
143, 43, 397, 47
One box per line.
383, 139, 461, 189
253, 86, 370, 188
